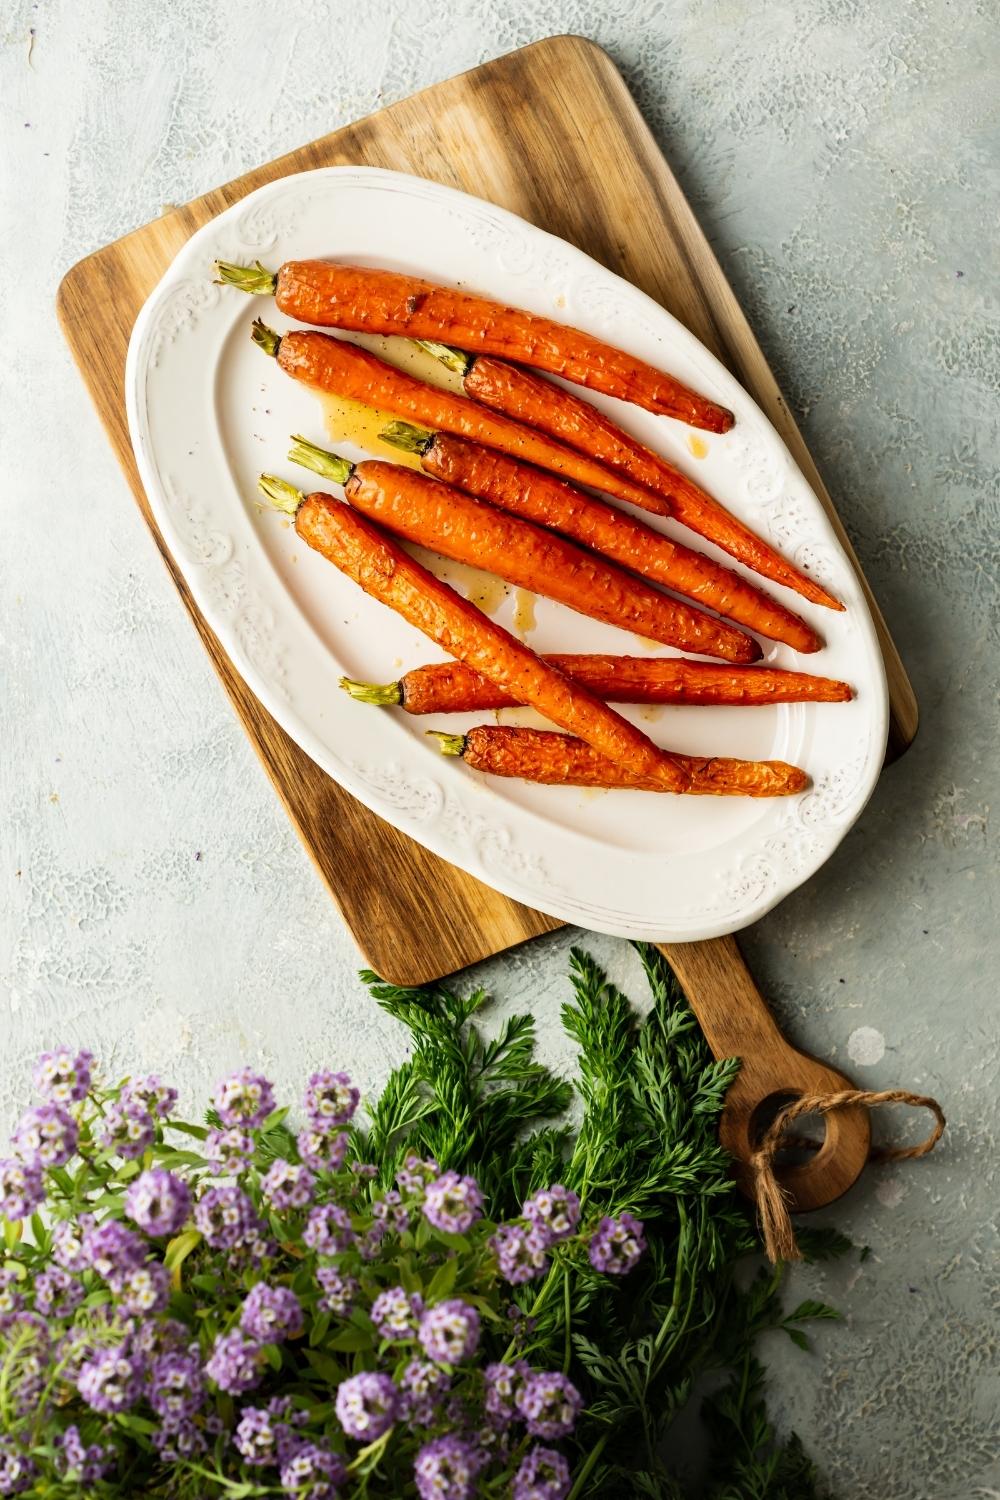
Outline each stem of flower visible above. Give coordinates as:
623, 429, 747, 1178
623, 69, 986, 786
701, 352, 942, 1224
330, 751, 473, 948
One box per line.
565, 1430, 610, 1500
345, 1425, 395, 1474
562, 1263, 573, 1375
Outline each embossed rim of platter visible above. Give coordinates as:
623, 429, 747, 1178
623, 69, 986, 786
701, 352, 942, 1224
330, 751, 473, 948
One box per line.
125, 165, 888, 941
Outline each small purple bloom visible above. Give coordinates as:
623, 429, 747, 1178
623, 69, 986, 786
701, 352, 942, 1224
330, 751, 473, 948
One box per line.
0, 1160, 43, 1221
297, 1126, 349, 1173
206, 1125, 255, 1174
34, 1267, 84, 1318
194, 1185, 263, 1251
126, 1168, 191, 1236
153, 1418, 206, 1460
119, 1261, 170, 1315
13, 1103, 78, 1169
396, 1154, 440, 1195
262, 1159, 315, 1211
96, 1100, 155, 1159
372, 1189, 409, 1234
304, 1070, 359, 1130
205, 1328, 263, 1395
400, 1358, 450, 1425
77, 1349, 143, 1414
491, 1222, 550, 1285
279, 1441, 347, 1496
351, 1161, 378, 1180
587, 1212, 646, 1275
241, 1282, 303, 1343
52, 1216, 89, 1271
0, 1439, 35, 1496
515, 1371, 582, 1440
316, 1267, 358, 1317
150, 1349, 205, 1424
514, 1445, 572, 1500
235, 1405, 283, 1466
303, 1202, 354, 1255
82, 1220, 146, 1282
335, 1371, 399, 1441
57, 1424, 113, 1484
371, 1285, 420, 1341
418, 1299, 480, 1366
422, 1171, 483, 1235
214, 1068, 275, 1128
484, 1360, 530, 1426
523, 1185, 580, 1245
122, 1073, 178, 1118
414, 1435, 482, 1500
130, 1315, 190, 1362
33, 1046, 93, 1104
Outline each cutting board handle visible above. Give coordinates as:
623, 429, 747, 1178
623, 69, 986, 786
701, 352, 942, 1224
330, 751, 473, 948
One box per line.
658, 936, 871, 1212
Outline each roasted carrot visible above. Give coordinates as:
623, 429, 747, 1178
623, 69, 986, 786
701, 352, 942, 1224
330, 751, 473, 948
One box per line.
457, 353, 844, 612
288, 438, 758, 662
341, 655, 854, 714
379, 423, 822, 653
251, 322, 673, 516
257, 476, 692, 791
216, 258, 734, 432
430, 726, 809, 798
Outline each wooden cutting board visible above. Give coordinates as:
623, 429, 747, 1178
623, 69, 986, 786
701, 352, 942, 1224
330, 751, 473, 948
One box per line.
57, 35, 918, 993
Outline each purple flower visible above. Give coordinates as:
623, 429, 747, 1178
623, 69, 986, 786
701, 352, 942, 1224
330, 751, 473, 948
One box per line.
214, 1069, 275, 1128
241, 1282, 303, 1343
303, 1070, 359, 1130
77, 1349, 143, 1414
129, 1315, 191, 1362
194, 1185, 263, 1250
414, 1435, 482, 1500
491, 1223, 550, 1285
235, 1405, 284, 1467
34, 1267, 84, 1318
422, 1171, 483, 1235
372, 1189, 409, 1234
523, 1185, 580, 1245
262, 1159, 315, 1211
206, 1126, 255, 1173
0, 1267, 24, 1321
205, 1328, 263, 1395
360, 1224, 386, 1261
484, 1360, 530, 1426
82, 1220, 146, 1282
96, 1100, 155, 1159
587, 1212, 646, 1275
316, 1267, 357, 1317
396, 1154, 440, 1195
335, 1371, 399, 1441
52, 1216, 89, 1271
0, 1160, 43, 1221
33, 1046, 93, 1104
150, 1349, 205, 1424
13, 1104, 78, 1168
153, 1418, 206, 1460
125, 1168, 191, 1236
297, 1126, 349, 1174
57, 1425, 113, 1484
279, 1441, 347, 1496
303, 1203, 354, 1255
514, 1445, 572, 1500
371, 1285, 420, 1341
351, 1161, 378, 1179
122, 1074, 178, 1118
400, 1359, 450, 1425
515, 1372, 582, 1440
418, 1299, 480, 1366
119, 1261, 170, 1315
0, 1440, 35, 1496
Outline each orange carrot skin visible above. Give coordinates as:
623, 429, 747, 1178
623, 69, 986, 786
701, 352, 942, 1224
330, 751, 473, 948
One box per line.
276, 331, 670, 515
465, 357, 844, 613
344, 460, 757, 663
399, 655, 853, 714
275, 260, 734, 432
294, 495, 690, 790
459, 726, 808, 798
422, 432, 822, 654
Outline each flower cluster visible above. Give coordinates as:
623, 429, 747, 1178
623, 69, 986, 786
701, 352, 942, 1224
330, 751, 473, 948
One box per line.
0, 1046, 647, 1498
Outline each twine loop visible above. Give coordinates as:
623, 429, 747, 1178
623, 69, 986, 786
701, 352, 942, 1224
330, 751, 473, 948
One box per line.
750, 1088, 946, 1263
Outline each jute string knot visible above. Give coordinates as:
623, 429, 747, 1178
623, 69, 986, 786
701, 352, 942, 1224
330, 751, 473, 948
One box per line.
751, 1088, 946, 1264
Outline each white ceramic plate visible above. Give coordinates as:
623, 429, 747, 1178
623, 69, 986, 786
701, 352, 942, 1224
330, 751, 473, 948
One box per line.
126, 166, 888, 942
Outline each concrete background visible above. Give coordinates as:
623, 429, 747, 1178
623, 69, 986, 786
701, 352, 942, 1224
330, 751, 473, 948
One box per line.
1, 2, 997, 1494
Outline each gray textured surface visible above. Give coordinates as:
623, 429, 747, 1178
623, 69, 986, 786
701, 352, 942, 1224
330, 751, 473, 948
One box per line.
1, 2, 998, 1494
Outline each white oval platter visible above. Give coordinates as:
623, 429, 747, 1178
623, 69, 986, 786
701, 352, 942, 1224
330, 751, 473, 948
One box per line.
125, 166, 888, 942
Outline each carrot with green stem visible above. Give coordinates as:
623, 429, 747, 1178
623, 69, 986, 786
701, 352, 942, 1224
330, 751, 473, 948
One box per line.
341, 655, 854, 714
417, 345, 844, 613
215, 257, 734, 432
256, 474, 693, 791
373, 423, 822, 653
287, 438, 759, 663
430, 725, 809, 798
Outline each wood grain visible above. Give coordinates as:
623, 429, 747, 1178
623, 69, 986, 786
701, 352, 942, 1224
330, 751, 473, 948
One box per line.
57, 34, 917, 991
